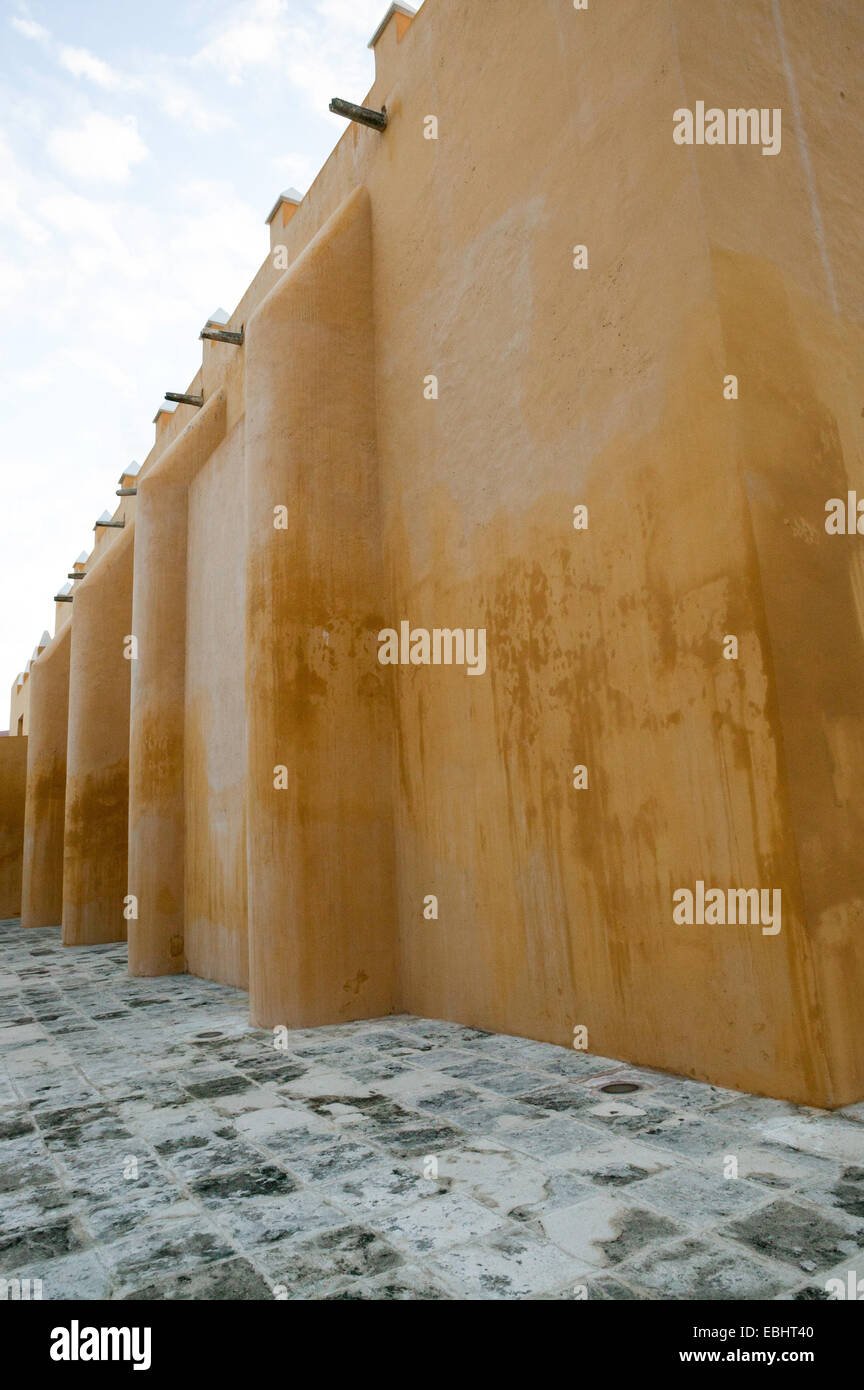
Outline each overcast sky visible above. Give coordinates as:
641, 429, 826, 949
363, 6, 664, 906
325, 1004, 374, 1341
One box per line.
1, 0, 396, 721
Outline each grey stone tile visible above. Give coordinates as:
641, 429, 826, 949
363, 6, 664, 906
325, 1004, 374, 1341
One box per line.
538, 1195, 682, 1268
0, 1182, 77, 1233
97, 1214, 238, 1296
618, 1236, 791, 1300
758, 1114, 864, 1166
2, 919, 862, 1304
0, 1215, 90, 1272
634, 1113, 742, 1160
787, 1164, 864, 1220
158, 1136, 268, 1184
371, 1190, 506, 1255
274, 1134, 382, 1185
328, 1159, 451, 1219
632, 1167, 772, 1228
435, 1139, 573, 1217
122, 1256, 272, 1300
503, 1115, 610, 1160
320, 1265, 457, 1300
447, 1097, 548, 1137
540, 1273, 661, 1300
720, 1199, 864, 1275
429, 1228, 588, 1300
377, 1122, 466, 1158
11, 1250, 112, 1300
263, 1224, 403, 1293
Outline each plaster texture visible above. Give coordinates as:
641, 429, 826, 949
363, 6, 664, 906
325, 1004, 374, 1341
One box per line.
21, 625, 70, 928
3, 0, 863, 1108
0, 740, 27, 917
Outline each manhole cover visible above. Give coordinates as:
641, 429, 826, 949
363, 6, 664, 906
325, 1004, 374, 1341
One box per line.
600, 1082, 641, 1095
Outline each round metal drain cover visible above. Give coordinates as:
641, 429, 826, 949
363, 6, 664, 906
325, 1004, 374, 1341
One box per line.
600, 1082, 640, 1095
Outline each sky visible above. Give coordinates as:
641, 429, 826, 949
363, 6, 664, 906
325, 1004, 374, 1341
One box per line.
1, 0, 398, 721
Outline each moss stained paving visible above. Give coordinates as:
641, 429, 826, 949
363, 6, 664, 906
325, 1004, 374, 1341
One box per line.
0, 918, 862, 1301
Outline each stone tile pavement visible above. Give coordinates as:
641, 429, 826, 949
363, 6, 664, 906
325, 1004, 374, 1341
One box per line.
1, 917, 863, 1300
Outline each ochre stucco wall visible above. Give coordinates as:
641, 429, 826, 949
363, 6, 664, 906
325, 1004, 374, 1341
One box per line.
21, 623, 70, 927
185, 420, 248, 988
0, 736, 28, 917
5, 0, 862, 1107
670, 0, 864, 1105
127, 394, 227, 976
63, 524, 134, 946
244, 186, 398, 1027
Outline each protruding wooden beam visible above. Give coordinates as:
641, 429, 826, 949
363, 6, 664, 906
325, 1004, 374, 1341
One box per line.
67, 572, 86, 580
165, 391, 203, 407
94, 519, 126, 529
54, 593, 73, 603
116, 487, 138, 497
200, 326, 244, 346
329, 97, 388, 131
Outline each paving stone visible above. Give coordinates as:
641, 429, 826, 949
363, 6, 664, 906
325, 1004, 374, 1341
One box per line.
321, 1264, 457, 1300
788, 1165, 864, 1220
503, 1115, 612, 1159
0, 1181, 77, 1233
435, 1139, 573, 1216
122, 1256, 272, 1301
720, 1199, 864, 1274
158, 1136, 267, 1184
377, 1122, 466, 1158
0, 1153, 58, 1194
2, 919, 862, 1302
275, 1134, 382, 1185
263, 1224, 402, 1291
429, 1228, 588, 1299
632, 1166, 772, 1228
758, 1115, 864, 1167
617, 1236, 792, 1300
634, 1113, 742, 1160
96, 1215, 238, 1296
548, 1132, 671, 1188
0, 1216, 90, 1272
326, 1159, 449, 1218
10, 1250, 113, 1300
576, 1097, 687, 1135
538, 1195, 682, 1268
83, 1196, 201, 1244
370, 1190, 506, 1255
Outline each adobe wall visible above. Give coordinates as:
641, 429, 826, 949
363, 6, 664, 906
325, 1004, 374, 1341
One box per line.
9, 675, 30, 737
350, 0, 819, 1102
62, 524, 134, 946
667, 0, 864, 1105
3, 0, 862, 1108
185, 420, 248, 988
127, 394, 227, 976
0, 735, 28, 917
21, 623, 70, 927
244, 187, 398, 1027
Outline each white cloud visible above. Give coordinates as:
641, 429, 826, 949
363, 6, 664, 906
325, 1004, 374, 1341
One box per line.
151, 76, 232, 133
193, 0, 289, 80
272, 149, 316, 187
191, 0, 381, 107
46, 112, 149, 183
10, 16, 50, 43
315, 0, 391, 33
58, 46, 129, 91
